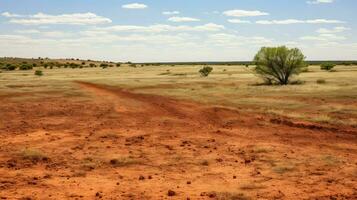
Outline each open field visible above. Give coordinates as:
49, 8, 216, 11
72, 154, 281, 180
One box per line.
0, 64, 357, 199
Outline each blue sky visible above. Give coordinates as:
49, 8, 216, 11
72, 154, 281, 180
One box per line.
0, 0, 356, 62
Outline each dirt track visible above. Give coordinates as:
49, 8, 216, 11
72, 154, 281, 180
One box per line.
0, 82, 356, 199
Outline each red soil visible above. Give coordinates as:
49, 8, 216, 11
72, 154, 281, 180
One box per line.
0, 82, 356, 199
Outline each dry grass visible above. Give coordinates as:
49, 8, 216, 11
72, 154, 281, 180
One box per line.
239, 183, 266, 190
272, 165, 295, 174
1, 64, 357, 126
109, 156, 139, 167
19, 148, 48, 162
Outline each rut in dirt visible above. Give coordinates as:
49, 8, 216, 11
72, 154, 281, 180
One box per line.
75, 81, 242, 128
75, 81, 357, 138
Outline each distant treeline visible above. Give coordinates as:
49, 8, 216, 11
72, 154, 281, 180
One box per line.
1, 57, 357, 68
136, 60, 357, 66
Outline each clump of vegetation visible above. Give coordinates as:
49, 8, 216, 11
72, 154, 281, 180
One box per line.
100, 63, 109, 69
116, 63, 121, 67
19, 64, 33, 70
109, 157, 138, 167
70, 63, 80, 69
34, 70, 43, 76
253, 46, 306, 85
316, 79, 326, 84
272, 165, 295, 174
89, 63, 96, 68
202, 192, 251, 200
1, 64, 16, 71
81, 157, 101, 171
239, 183, 266, 190
320, 63, 336, 71
20, 148, 48, 162
200, 160, 209, 166
321, 155, 340, 166
199, 66, 213, 77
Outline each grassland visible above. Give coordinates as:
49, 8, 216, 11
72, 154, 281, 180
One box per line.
1, 63, 357, 127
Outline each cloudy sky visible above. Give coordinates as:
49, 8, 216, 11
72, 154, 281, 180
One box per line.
0, 0, 356, 62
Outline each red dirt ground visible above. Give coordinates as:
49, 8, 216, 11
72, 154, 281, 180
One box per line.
0, 82, 356, 199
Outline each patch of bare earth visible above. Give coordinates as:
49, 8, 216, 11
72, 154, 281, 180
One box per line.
0, 82, 356, 199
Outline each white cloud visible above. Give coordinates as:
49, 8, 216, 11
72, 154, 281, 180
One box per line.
223, 10, 269, 17
1, 12, 22, 18
7, 12, 112, 25
162, 11, 180, 15
316, 26, 350, 34
15, 29, 41, 34
42, 31, 72, 38
122, 3, 147, 9
227, 19, 251, 24
307, 0, 334, 4
256, 19, 345, 25
300, 34, 346, 41
208, 33, 273, 47
306, 19, 345, 24
94, 23, 224, 33
15, 29, 71, 37
168, 17, 200, 22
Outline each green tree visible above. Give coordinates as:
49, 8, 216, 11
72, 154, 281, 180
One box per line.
253, 46, 306, 85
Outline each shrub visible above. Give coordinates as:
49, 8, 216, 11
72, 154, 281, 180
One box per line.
20, 148, 48, 162
199, 66, 213, 77
89, 63, 96, 68
253, 46, 306, 85
0, 64, 14, 71
19, 64, 33, 70
320, 63, 336, 71
100, 63, 108, 69
6, 64, 16, 71
70, 63, 79, 68
116, 63, 121, 67
316, 79, 326, 84
34, 70, 43, 76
